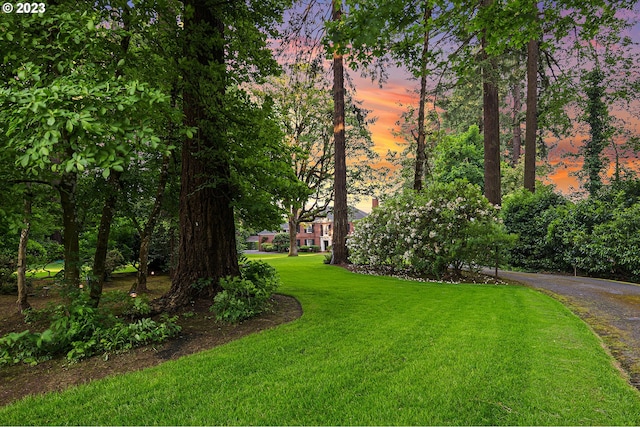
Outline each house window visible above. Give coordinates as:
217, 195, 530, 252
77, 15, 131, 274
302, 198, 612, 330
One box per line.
304, 224, 313, 233
305, 239, 315, 246
296, 240, 301, 247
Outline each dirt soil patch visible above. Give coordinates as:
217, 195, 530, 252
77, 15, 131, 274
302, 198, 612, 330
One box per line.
0, 274, 302, 407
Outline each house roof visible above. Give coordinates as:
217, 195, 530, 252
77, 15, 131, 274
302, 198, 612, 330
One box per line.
324, 206, 368, 222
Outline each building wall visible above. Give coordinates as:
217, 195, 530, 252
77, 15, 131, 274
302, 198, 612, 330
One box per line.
256, 219, 355, 252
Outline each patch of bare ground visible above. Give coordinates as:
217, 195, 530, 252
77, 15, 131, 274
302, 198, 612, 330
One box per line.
0, 273, 302, 407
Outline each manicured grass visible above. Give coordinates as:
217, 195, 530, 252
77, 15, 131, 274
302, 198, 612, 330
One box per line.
25, 260, 64, 279
25, 262, 138, 279
1, 254, 639, 425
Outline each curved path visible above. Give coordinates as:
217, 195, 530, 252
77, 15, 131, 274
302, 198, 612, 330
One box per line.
492, 269, 640, 390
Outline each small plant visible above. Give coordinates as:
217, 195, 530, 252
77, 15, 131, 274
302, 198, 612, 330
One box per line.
0, 329, 54, 366
211, 260, 280, 323
0, 290, 181, 365
192, 277, 213, 293
125, 296, 152, 317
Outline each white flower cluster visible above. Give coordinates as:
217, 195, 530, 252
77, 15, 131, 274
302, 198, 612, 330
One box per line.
348, 181, 507, 278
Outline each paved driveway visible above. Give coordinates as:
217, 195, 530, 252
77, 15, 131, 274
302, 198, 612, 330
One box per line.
491, 269, 640, 390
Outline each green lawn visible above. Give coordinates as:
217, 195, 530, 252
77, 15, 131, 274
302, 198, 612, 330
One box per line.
25, 262, 137, 279
1, 254, 639, 425
25, 260, 64, 279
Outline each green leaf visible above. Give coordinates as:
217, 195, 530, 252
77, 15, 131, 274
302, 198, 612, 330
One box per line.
65, 120, 74, 133
87, 20, 95, 30
47, 117, 55, 126
117, 59, 125, 67
186, 129, 194, 138
6, 33, 13, 42
102, 169, 110, 179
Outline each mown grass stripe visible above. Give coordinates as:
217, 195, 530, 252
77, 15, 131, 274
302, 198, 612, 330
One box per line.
0, 254, 638, 425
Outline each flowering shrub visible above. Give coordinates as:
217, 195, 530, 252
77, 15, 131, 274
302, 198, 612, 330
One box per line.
348, 181, 512, 278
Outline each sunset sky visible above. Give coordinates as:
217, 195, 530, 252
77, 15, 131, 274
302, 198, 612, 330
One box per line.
337, 15, 640, 201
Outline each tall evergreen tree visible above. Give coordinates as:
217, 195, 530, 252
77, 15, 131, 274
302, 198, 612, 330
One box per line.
155, 0, 299, 310
330, 0, 349, 265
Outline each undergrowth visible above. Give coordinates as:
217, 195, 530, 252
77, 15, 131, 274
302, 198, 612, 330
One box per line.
211, 259, 280, 323
0, 290, 180, 366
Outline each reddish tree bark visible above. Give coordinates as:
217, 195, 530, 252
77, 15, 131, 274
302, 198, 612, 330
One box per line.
154, 0, 239, 311
481, 0, 501, 206
330, 0, 349, 265
512, 82, 522, 166
524, 37, 538, 193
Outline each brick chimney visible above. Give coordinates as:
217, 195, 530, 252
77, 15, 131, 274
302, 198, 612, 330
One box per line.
372, 197, 379, 209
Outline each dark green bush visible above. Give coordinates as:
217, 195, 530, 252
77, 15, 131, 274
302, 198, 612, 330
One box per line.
501, 186, 569, 271
548, 197, 640, 280
211, 260, 280, 323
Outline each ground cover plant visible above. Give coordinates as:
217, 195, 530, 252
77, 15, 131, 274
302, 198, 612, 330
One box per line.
0, 283, 181, 366
0, 271, 301, 406
1, 254, 639, 425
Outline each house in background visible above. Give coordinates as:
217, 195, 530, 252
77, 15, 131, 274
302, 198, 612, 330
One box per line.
255, 205, 370, 252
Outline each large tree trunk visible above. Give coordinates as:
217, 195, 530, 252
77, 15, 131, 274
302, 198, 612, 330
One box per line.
58, 172, 81, 289
16, 190, 32, 314
135, 155, 171, 292
481, 0, 501, 206
288, 210, 299, 257
89, 171, 121, 306
524, 37, 538, 193
154, 0, 239, 311
330, 0, 349, 265
413, 5, 432, 192
512, 81, 522, 166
